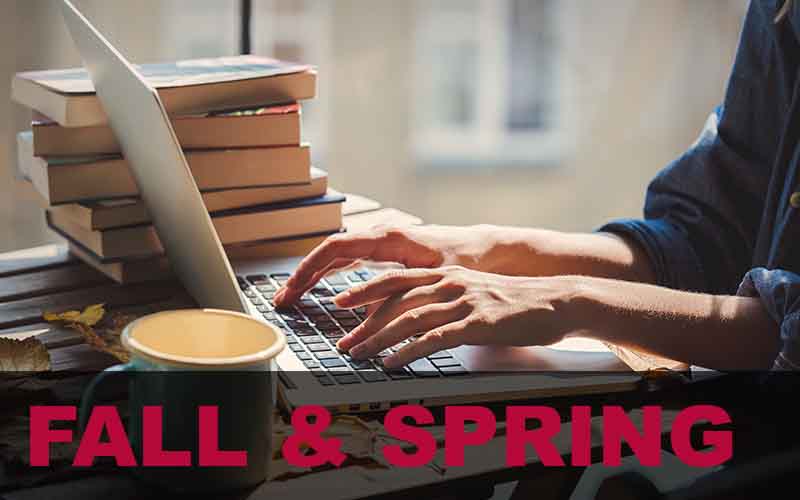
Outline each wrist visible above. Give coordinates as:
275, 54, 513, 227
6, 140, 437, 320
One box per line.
474, 225, 551, 275
553, 275, 615, 339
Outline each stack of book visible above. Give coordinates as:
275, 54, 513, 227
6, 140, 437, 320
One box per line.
12, 55, 345, 283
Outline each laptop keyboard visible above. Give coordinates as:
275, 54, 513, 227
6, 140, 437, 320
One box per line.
236, 270, 468, 387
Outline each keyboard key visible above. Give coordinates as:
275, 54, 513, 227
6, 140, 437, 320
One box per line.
299, 335, 325, 345
257, 284, 276, 293
296, 351, 312, 361
408, 358, 440, 378
289, 344, 305, 353
281, 309, 305, 319
286, 337, 299, 345
322, 331, 345, 340
331, 311, 355, 320
427, 351, 453, 360
245, 290, 257, 298
314, 351, 340, 360
292, 328, 317, 337
250, 298, 264, 306
346, 272, 365, 282
256, 305, 270, 313
359, 370, 388, 382
303, 360, 321, 369
271, 273, 291, 280
439, 365, 468, 376
349, 359, 374, 370
327, 365, 353, 373
387, 370, 413, 380
321, 358, 347, 369
317, 375, 335, 386
323, 274, 348, 287
339, 318, 360, 328
332, 286, 349, 294
333, 373, 361, 385
246, 274, 268, 284
307, 344, 332, 353
431, 357, 461, 368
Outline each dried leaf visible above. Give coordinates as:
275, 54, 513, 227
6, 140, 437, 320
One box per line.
44, 304, 130, 362
0, 337, 50, 372
43, 303, 105, 327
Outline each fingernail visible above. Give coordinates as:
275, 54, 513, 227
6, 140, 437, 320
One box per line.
383, 355, 400, 369
333, 291, 351, 305
349, 344, 367, 359
335, 335, 352, 350
273, 288, 286, 303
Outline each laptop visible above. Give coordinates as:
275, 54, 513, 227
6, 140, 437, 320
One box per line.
60, 0, 639, 413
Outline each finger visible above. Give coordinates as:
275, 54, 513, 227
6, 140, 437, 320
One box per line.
337, 283, 448, 351
276, 233, 381, 304
334, 268, 444, 308
349, 302, 470, 360
383, 320, 469, 368
274, 257, 357, 306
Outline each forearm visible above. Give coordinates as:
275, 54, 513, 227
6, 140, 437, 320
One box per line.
573, 277, 780, 370
480, 226, 656, 284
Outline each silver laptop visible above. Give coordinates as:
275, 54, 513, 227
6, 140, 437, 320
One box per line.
60, 0, 638, 413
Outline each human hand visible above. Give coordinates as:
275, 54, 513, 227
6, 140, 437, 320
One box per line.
331, 266, 585, 368
273, 224, 507, 306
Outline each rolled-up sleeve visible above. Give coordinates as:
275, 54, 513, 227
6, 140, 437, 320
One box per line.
597, 1, 800, 369
598, 104, 768, 295
738, 268, 800, 370
600, 1, 786, 297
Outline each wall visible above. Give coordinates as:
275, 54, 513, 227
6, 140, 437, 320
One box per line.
0, 0, 746, 253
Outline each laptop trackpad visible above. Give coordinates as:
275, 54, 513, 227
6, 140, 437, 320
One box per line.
453, 338, 632, 372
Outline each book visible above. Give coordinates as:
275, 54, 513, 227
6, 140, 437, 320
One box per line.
17, 132, 311, 204
69, 232, 338, 284
30, 104, 301, 156
12, 55, 317, 127
46, 168, 329, 230
47, 191, 346, 261
67, 202, 413, 284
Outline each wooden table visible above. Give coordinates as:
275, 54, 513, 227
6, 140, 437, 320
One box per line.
0, 205, 728, 500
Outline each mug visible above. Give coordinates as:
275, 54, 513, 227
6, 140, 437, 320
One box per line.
79, 308, 286, 492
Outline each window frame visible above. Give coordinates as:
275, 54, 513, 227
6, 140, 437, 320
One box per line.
412, 0, 568, 170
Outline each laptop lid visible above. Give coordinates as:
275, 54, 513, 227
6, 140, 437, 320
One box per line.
60, 0, 246, 313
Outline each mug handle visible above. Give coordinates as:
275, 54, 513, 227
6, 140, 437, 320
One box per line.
79, 363, 133, 433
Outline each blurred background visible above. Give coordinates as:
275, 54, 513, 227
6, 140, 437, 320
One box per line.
0, 0, 747, 253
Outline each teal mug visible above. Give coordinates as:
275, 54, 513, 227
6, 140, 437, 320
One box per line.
79, 309, 286, 492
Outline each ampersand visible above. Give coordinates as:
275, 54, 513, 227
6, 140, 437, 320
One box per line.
282, 405, 347, 467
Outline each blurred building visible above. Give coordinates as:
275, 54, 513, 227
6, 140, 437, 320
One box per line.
0, 0, 746, 253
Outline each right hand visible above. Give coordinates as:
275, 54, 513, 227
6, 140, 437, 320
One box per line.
273, 224, 504, 306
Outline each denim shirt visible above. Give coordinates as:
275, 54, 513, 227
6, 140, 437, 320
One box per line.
600, 0, 800, 370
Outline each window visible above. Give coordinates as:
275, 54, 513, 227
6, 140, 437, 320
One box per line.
159, 0, 240, 58
413, 0, 565, 169
252, 0, 332, 162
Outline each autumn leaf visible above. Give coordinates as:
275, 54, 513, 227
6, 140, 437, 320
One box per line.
0, 337, 50, 372
43, 303, 105, 327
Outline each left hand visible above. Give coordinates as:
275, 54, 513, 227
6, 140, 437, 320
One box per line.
333, 266, 586, 368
